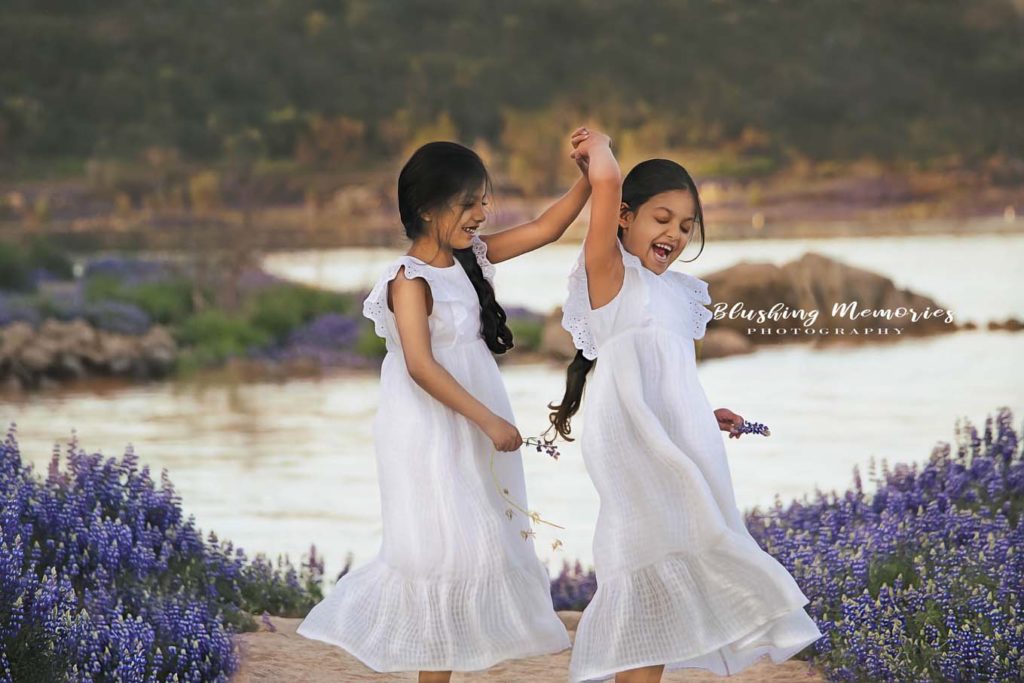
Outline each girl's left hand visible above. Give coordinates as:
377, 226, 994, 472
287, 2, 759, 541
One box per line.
569, 126, 591, 176
714, 408, 745, 438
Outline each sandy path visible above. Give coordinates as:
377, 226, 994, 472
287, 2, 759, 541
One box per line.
232, 611, 825, 682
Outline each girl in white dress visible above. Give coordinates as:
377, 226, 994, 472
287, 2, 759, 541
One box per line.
297, 138, 592, 682
547, 130, 824, 683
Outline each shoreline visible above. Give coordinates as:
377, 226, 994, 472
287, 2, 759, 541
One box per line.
2, 170, 1022, 251
5, 325, 1017, 400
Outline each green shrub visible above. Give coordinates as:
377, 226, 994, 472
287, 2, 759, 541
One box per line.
508, 317, 543, 352
175, 310, 271, 366
354, 320, 387, 358
246, 284, 355, 342
25, 236, 74, 279
126, 279, 195, 325
83, 274, 123, 301
0, 242, 31, 291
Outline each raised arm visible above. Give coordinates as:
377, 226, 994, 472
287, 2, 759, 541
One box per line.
389, 267, 523, 452
577, 133, 625, 310
479, 127, 593, 263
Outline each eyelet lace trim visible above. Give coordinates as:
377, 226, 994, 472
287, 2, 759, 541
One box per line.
561, 248, 600, 360
362, 257, 446, 339
665, 270, 714, 340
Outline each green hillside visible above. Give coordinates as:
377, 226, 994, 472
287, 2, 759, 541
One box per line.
2, 0, 1021, 175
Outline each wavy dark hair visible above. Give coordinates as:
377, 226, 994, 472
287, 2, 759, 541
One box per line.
397, 141, 514, 354
546, 158, 705, 441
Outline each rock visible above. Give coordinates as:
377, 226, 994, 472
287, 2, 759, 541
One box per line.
52, 352, 87, 379
540, 307, 577, 360
988, 318, 1023, 331
704, 252, 955, 344
1, 317, 179, 389
96, 333, 141, 374
0, 322, 36, 359
18, 336, 60, 372
139, 325, 178, 374
698, 328, 756, 360
39, 318, 98, 357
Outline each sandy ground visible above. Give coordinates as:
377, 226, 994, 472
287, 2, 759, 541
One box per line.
231, 611, 826, 683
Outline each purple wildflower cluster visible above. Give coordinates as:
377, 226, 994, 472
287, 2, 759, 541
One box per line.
78, 300, 153, 336
83, 258, 178, 287
550, 407, 1024, 680
524, 436, 560, 460
0, 426, 325, 681
550, 560, 597, 611
0, 294, 42, 327
254, 312, 376, 368
734, 420, 771, 436
749, 406, 1024, 680
3, 290, 152, 336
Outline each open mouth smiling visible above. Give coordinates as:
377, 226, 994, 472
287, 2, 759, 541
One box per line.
651, 241, 676, 263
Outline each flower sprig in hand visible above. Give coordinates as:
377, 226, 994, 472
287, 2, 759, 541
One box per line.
714, 408, 771, 438
491, 434, 565, 552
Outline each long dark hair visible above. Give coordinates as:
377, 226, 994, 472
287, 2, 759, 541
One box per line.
397, 141, 513, 354
545, 158, 706, 441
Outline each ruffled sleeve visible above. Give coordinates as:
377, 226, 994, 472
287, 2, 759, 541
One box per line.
665, 270, 713, 340
470, 234, 496, 285
361, 257, 434, 339
560, 246, 599, 360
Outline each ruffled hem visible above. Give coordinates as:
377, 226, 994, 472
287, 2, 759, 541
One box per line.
568, 530, 823, 682
296, 556, 571, 673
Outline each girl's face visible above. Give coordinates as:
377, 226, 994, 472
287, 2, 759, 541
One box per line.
619, 189, 697, 274
424, 183, 488, 251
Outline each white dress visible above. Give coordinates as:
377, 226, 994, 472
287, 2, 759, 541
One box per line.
562, 239, 823, 682
296, 234, 571, 672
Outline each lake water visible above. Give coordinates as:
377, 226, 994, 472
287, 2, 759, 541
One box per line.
263, 232, 1024, 323
4, 232, 1023, 581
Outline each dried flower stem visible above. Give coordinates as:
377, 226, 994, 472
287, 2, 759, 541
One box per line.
489, 447, 565, 530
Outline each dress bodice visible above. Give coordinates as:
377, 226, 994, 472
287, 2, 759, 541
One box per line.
363, 234, 495, 353
561, 238, 713, 360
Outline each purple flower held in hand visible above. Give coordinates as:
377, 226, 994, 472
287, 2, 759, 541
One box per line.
733, 420, 771, 437
524, 436, 560, 459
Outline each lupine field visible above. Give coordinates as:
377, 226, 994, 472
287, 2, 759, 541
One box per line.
2, 407, 1021, 681
0, 425, 333, 682
551, 406, 1024, 681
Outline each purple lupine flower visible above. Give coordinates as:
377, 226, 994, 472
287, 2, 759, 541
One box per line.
549, 407, 1024, 680
734, 420, 771, 436
81, 299, 152, 335
524, 436, 561, 460
83, 257, 178, 285
0, 426, 328, 680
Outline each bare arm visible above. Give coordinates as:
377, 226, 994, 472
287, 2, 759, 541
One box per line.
389, 267, 523, 451
578, 135, 625, 310
480, 176, 591, 264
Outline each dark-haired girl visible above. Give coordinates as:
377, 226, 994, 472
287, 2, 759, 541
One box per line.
297, 137, 591, 681
550, 131, 823, 682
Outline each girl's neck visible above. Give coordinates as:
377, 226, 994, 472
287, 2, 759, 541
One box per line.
407, 238, 455, 268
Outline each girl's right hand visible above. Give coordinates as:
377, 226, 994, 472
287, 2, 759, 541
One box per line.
570, 128, 613, 178
482, 413, 524, 452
